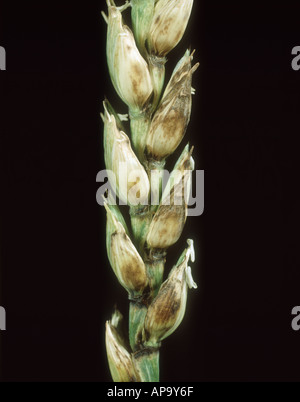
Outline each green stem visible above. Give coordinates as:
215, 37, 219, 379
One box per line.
130, 162, 165, 255
129, 301, 148, 352
128, 110, 167, 383
130, 205, 153, 256
145, 257, 165, 300
129, 206, 165, 299
130, 109, 151, 164
146, 160, 166, 213
133, 348, 160, 382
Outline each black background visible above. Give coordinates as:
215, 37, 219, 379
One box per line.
0, 0, 299, 382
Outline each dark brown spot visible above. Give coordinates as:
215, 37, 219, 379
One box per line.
159, 228, 167, 237
133, 346, 159, 360
150, 282, 181, 329
162, 18, 172, 35
155, 15, 160, 24
121, 257, 146, 292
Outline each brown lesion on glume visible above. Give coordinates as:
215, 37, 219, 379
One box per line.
118, 234, 147, 292
111, 234, 145, 292
162, 18, 171, 35
145, 109, 188, 160
148, 280, 182, 333
128, 175, 140, 192
122, 262, 147, 292
154, 15, 161, 25
114, 347, 136, 382
152, 202, 184, 221
133, 345, 160, 360
156, 203, 185, 225
147, 190, 186, 248
110, 324, 137, 382
170, 60, 192, 87
145, 63, 193, 160
130, 63, 150, 107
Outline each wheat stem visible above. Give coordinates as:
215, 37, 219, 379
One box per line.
103, 0, 198, 382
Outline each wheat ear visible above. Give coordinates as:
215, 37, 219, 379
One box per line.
102, 0, 199, 382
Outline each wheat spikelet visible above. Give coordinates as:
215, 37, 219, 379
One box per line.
102, 0, 199, 382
